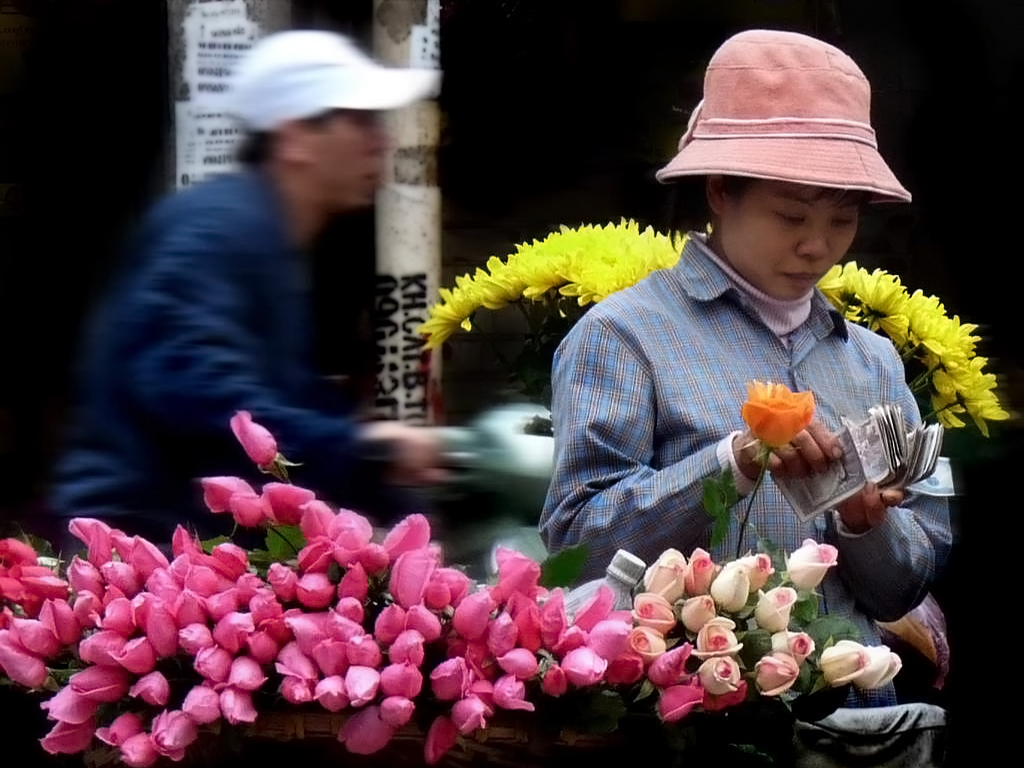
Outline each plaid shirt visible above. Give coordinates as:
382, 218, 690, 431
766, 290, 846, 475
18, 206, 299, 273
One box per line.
540, 237, 952, 706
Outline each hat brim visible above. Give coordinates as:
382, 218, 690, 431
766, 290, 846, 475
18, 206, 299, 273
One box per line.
655, 136, 911, 203
330, 66, 441, 111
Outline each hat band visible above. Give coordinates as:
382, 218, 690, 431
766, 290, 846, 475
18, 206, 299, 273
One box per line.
693, 116, 878, 148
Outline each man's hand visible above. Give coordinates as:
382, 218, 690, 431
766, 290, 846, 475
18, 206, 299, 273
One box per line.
359, 421, 449, 486
732, 420, 843, 480
836, 483, 903, 533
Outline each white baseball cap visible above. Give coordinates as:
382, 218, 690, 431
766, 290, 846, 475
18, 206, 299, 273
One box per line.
228, 30, 441, 132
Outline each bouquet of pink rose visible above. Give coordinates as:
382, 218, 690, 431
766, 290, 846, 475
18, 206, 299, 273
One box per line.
0, 412, 901, 767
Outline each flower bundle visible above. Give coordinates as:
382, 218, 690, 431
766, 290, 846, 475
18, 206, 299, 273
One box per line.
419, 221, 1009, 435
0, 413, 901, 766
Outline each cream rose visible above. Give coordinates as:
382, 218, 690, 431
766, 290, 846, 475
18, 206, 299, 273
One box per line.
709, 562, 750, 612
643, 549, 688, 603
679, 595, 717, 634
854, 645, 903, 690
785, 539, 838, 590
697, 655, 741, 696
819, 640, 869, 686
753, 587, 798, 633
632, 592, 677, 635
770, 631, 815, 665
693, 616, 742, 659
626, 626, 667, 665
754, 652, 800, 696
735, 553, 775, 592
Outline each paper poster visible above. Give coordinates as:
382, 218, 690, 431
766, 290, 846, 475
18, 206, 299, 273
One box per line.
175, 0, 260, 190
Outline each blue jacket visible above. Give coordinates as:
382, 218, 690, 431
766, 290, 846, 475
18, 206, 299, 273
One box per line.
49, 170, 397, 543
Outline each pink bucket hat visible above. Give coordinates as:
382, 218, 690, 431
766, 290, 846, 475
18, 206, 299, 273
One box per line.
656, 29, 911, 203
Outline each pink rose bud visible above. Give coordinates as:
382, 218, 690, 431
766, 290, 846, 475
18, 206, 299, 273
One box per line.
693, 617, 743, 659
404, 604, 442, 643
68, 517, 113, 566
490, 547, 542, 604
346, 633, 383, 668
41, 685, 99, 724
684, 548, 717, 595
40, 719, 97, 756
312, 639, 349, 677
230, 410, 278, 466
430, 657, 470, 701
10, 616, 61, 658
632, 593, 677, 636
424, 716, 459, 765
72, 593, 101, 630
119, 733, 158, 768
227, 656, 268, 691
338, 563, 370, 602
561, 646, 608, 687
129, 671, 170, 706
605, 652, 646, 684
141, 602, 178, 658
96, 712, 144, 746
124, 537, 170, 580
647, 642, 694, 688
697, 655, 741, 696
380, 695, 416, 728
280, 675, 314, 704
538, 590, 568, 649
338, 705, 396, 755
486, 612, 518, 658
69, 665, 131, 703
380, 662, 423, 699
100, 561, 142, 598
493, 674, 535, 711
571, 585, 614, 632
389, 549, 438, 609
497, 647, 540, 679
68, 557, 105, 596
113, 637, 157, 675
284, 611, 331, 655
345, 665, 382, 707
587, 618, 632, 661
314, 675, 349, 712
381, 514, 432, 559
151, 710, 198, 760
263, 483, 316, 526
246, 630, 280, 665
552, 625, 587, 656
78, 629, 127, 666
389, 629, 426, 666
212, 611, 255, 655
354, 543, 390, 575
452, 590, 496, 641
451, 695, 489, 735
785, 539, 838, 590
173, 590, 207, 627
182, 685, 222, 724
541, 664, 568, 696
755, 652, 801, 696
643, 549, 688, 602
679, 595, 717, 634
433, 568, 471, 608
219, 687, 258, 725
754, 587, 798, 634
209, 542, 249, 580
178, 623, 215, 655
296, 572, 335, 609
99, 597, 136, 638
200, 476, 256, 514
229, 492, 271, 528
194, 645, 233, 683
275, 641, 318, 681
334, 596, 365, 625
373, 604, 406, 645
298, 500, 335, 540
658, 681, 704, 722
203, 591, 238, 623
423, 579, 451, 611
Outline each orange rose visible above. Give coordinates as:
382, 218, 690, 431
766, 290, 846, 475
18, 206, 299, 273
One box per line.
740, 381, 815, 448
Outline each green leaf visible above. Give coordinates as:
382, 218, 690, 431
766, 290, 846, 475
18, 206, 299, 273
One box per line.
265, 524, 306, 561
632, 679, 657, 703
737, 629, 773, 669
790, 594, 819, 625
703, 470, 738, 548
200, 535, 232, 554
539, 544, 589, 588
578, 689, 627, 734
803, 615, 861, 651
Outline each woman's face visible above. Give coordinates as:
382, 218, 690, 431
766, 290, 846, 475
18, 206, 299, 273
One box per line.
707, 177, 861, 301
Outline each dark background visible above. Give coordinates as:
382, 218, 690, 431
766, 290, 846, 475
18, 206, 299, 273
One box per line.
1, 0, 1021, 763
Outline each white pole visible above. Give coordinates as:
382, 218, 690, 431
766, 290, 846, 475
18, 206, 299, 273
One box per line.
371, 0, 443, 426
167, 0, 291, 191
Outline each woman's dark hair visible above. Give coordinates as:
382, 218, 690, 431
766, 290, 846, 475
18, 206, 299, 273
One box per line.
236, 132, 273, 166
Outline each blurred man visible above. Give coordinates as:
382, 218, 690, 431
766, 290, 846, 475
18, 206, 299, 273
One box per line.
48, 30, 445, 546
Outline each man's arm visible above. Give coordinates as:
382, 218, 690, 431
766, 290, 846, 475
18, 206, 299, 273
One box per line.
539, 314, 721, 577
